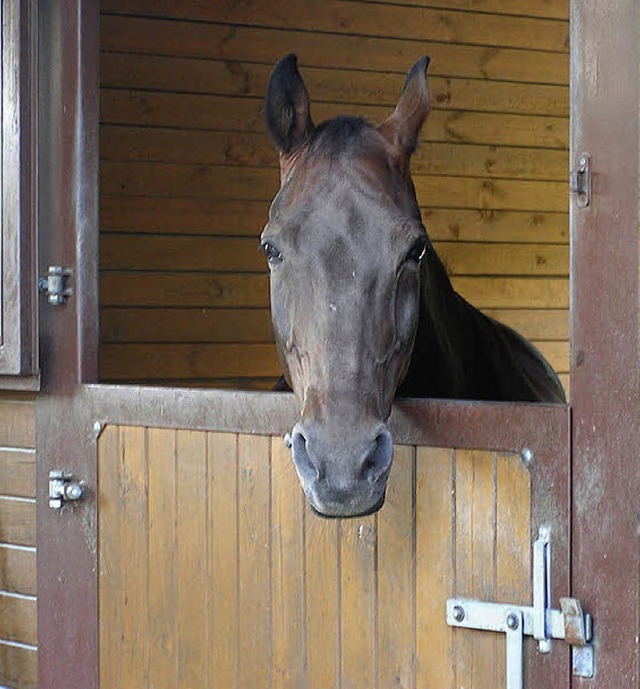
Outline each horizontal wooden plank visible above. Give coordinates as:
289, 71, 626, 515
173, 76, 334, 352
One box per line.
0, 593, 37, 646
101, 15, 569, 85
436, 242, 568, 276
424, 209, 568, 243
100, 272, 270, 308
97, 376, 278, 390
100, 195, 270, 236
100, 161, 568, 212
101, 235, 568, 276
482, 308, 569, 340
100, 0, 569, 52
100, 195, 568, 243
100, 343, 281, 380
100, 235, 265, 273
0, 499, 36, 547
452, 276, 569, 308
354, 0, 568, 20
101, 53, 569, 117
0, 450, 35, 498
0, 401, 35, 448
100, 308, 274, 343
0, 642, 37, 689
100, 126, 569, 182
100, 90, 569, 149
0, 546, 36, 596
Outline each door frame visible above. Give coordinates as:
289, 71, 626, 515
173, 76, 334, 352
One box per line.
35, 1, 638, 688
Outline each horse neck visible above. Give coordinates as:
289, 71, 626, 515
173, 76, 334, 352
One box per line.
398, 246, 471, 398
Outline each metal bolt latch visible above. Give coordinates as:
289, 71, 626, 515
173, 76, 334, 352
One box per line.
570, 153, 592, 208
446, 527, 594, 688
49, 470, 85, 509
38, 266, 73, 305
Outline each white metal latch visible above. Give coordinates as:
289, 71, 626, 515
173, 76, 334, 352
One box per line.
446, 527, 593, 689
570, 152, 591, 208
38, 266, 73, 305
49, 470, 85, 509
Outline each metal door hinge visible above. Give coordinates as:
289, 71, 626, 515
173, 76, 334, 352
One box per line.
49, 470, 85, 509
570, 153, 591, 208
38, 266, 73, 305
446, 527, 593, 689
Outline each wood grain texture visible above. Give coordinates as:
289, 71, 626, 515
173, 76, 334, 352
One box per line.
0, 401, 35, 447
0, 545, 36, 596
98, 429, 534, 688
0, 499, 35, 547
101, 0, 569, 53
0, 593, 37, 645
0, 449, 35, 498
0, 642, 37, 689
98, 1, 569, 390
101, 14, 569, 84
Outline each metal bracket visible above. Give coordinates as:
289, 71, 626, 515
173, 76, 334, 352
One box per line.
447, 527, 593, 689
38, 266, 73, 305
570, 152, 591, 208
49, 470, 85, 509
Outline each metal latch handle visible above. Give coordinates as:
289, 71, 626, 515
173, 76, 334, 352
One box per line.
446, 527, 593, 689
49, 470, 85, 509
570, 153, 591, 208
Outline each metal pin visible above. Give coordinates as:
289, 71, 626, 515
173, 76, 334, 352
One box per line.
452, 605, 465, 622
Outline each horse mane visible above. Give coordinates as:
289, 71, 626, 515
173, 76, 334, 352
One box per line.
396, 247, 567, 403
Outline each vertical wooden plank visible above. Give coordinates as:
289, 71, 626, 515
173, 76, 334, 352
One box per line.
98, 425, 121, 689
176, 430, 208, 688
238, 434, 271, 689
495, 452, 531, 688
208, 432, 239, 689
376, 445, 415, 689
415, 447, 454, 689
147, 428, 178, 689
340, 512, 376, 689
271, 436, 306, 689
305, 502, 340, 689
455, 449, 497, 689
120, 426, 149, 689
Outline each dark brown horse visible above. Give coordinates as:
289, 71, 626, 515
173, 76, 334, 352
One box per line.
263, 54, 565, 518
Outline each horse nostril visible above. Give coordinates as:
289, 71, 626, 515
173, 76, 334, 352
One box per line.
291, 423, 319, 483
361, 428, 394, 482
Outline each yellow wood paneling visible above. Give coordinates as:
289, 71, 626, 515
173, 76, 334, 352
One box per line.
98, 427, 532, 688
99, 1, 569, 396
0, 643, 37, 689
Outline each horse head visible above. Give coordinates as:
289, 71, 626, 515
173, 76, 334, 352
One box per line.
263, 54, 431, 517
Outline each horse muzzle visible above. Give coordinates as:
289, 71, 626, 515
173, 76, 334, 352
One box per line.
289, 419, 393, 518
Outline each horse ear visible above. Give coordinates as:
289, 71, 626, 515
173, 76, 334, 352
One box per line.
378, 56, 431, 164
265, 54, 315, 155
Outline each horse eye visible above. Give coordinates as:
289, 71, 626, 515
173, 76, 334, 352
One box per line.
261, 241, 283, 265
406, 237, 427, 264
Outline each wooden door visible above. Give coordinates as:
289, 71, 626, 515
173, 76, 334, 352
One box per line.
95, 418, 568, 689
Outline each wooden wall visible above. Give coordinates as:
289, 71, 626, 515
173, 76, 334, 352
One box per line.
99, 425, 531, 688
99, 0, 570, 393
0, 396, 37, 689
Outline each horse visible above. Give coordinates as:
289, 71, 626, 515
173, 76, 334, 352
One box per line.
262, 54, 566, 518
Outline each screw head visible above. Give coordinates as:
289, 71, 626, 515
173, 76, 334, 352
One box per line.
521, 448, 533, 465
283, 433, 293, 449
452, 605, 465, 622
506, 613, 519, 630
